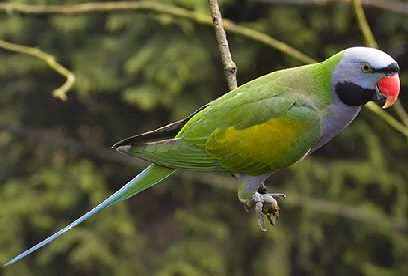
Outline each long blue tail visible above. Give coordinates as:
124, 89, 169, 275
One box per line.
4, 164, 176, 266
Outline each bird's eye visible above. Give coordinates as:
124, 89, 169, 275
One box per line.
361, 63, 371, 73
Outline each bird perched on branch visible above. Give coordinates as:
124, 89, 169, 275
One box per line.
6, 46, 400, 265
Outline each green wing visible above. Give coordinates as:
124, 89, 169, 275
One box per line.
118, 63, 332, 175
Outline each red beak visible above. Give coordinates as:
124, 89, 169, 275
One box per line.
376, 74, 400, 109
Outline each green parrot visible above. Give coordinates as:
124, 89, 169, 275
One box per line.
5, 47, 400, 265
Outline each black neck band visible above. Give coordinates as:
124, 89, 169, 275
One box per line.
335, 82, 375, 106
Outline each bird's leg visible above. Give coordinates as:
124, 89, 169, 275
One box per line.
244, 184, 286, 231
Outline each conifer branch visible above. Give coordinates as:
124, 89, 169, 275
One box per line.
208, 0, 237, 90
0, 40, 74, 101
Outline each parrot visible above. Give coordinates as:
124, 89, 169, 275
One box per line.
5, 46, 400, 265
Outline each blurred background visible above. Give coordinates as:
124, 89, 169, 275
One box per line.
0, 0, 408, 275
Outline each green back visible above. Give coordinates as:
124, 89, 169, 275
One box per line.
177, 49, 344, 139
128, 51, 344, 175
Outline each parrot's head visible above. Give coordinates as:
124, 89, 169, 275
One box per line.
331, 47, 400, 109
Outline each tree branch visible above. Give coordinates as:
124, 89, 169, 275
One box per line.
208, 0, 237, 90
0, 2, 315, 64
0, 40, 74, 101
257, 0, 408, 15
351, 0, 408, 139
0, 1, 407, 138
366, 103, 408, 137
2, 119, 407, 232
394, 100, 408, 128
352, 0, 378, 48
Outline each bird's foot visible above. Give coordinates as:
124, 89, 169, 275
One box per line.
244, 186, 286, 231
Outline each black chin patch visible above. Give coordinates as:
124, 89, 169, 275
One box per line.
335, 82, 376, 106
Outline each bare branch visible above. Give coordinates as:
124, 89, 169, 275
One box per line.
222, 20, 316, 64
0, 2, 316, 64
0, 1, 407, 138
394, 100, 408, 128
351, 0, 408, 139
257, 0, 408, 15
2, 119, 407, 232
208, 0, 237, 90
352, 0, 378, 48
366, 102, 408, 138
0, 40, 74, 101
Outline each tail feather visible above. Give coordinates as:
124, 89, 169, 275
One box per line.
4, 164, 176, 266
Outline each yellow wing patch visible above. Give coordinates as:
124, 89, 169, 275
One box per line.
224, 117, 302, 163
206, 114, 319, 173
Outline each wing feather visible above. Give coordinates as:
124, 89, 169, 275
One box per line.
112, 104, 207, 148
115, 64, 329, 174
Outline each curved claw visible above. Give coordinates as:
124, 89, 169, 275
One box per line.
271, 193, 286, 200
266, 205, 280, 226
244, 190, 286, 231
244, 198, 254, 212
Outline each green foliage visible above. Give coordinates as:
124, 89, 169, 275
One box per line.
0, 160, 146, 275
0, 0, 408, 275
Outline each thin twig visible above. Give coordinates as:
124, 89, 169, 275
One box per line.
2, 119, 407, 232
351, 0, 408, 138
257, 0, 408, 16
0, 40, 74, 101
366, 102, 408, 137
0, 1, 406, 232
0, 2, 315, 64
208, 0, 237, 90
222, 20, 316, 64
394, 100, 408, 127
0, 1, 407, 138
352, 0, 378, 48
